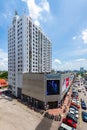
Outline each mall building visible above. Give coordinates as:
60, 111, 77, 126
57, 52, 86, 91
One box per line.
21, 72, 74, 109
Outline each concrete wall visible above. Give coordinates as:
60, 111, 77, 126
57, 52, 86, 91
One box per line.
22, 73, 45, 101
22, 73, 74, 104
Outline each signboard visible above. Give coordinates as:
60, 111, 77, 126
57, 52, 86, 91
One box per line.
46, 80, 60, 95
62, 77, 70, 92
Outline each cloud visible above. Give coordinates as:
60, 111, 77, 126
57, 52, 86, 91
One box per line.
73, 29, 87, 44
81, 29, 87, 44
72, 36, 77, 40
21, 0, 50, 25
53, 59, 62, 64
52, 58, 87, 71
76, 58, 86, 62
0, 49, 8, 71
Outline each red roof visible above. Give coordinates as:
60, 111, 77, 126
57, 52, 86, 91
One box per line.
0, 79, 8, 87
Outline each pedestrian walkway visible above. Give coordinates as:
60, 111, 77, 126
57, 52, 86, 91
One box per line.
47, 89, 72, 118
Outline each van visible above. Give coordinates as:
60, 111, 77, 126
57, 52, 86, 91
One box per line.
58, 123, 76, 130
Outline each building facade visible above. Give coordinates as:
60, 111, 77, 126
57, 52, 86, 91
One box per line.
22, 73, 74, 109
8, 13, 52, 96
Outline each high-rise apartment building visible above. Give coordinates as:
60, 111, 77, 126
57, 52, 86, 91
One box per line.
8, 13, 52, 97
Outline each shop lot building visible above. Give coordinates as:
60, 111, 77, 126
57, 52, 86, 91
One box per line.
21, 73, 74, 109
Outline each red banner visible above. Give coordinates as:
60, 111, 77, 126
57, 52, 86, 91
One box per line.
66, 77, 69, 88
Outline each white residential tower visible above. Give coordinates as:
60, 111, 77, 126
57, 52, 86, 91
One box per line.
8, 13, 52, 97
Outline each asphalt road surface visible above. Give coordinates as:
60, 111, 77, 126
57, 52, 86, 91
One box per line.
76, 84, 87, 130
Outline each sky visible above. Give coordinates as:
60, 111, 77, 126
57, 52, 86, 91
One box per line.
0, 0, 87, 71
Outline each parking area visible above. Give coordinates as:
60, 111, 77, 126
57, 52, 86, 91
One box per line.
0, 93, 59, 130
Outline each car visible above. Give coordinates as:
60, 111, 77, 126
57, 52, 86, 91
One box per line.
0, 91, 2, 94
69, 108, 78, 114
82, 111, 87, 122
71, 94, 79, 99
72, 92, 78, 95
72, 100, 80, 105
66, 113, 77, 123
58, 123, 76, 130
71, 102, 80, 109
62, 118, 76, 128
69, 110, 79, 119
70, 105, 78, 111
72, 99, 80, 103
81, 101, 86, 110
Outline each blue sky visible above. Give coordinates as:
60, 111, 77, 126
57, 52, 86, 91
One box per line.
0, 0, 87, 71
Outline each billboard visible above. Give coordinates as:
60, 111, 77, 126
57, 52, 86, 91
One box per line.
46, 80, 60, 95
62, 77, 69, 92
66, 77, 69, 88
62, 78, 66, 92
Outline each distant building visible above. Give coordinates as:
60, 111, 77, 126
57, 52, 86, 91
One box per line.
80, 67, 84, 72
8, 13, 52, 97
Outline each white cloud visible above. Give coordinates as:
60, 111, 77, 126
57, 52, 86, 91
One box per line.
72, 36, 77, 40
22, 0, 50, 25
53, 59, 62, 64
0, 49, 8, 71
81, 29, 87, 44
76, 58, 86, 62
72, 29, 87, 44
52, 58, 87, 71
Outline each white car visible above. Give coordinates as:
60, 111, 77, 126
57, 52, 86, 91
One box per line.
71, 100, 80, 105
69, 108, 79, 114
72, 99, 80, 104
69, 110, 79, 118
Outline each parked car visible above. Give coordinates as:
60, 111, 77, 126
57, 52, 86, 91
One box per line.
72, 92, 78, 96
72, 98, 79, 102
71, 100, 80, 105
66, 113, 77, 123
70, 105, 79, 111
58, 123, 76, 130
69, 108, 78, 114
71, 94, 79, 99
69, 110, 79, 118
81, 101, 86, 110
0, 91, 2, 95
71, 102, 80, 109
82, 111, 87, 122
62, 118, 77, 128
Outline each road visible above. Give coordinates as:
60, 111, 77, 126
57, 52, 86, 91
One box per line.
77, 83, 87, 130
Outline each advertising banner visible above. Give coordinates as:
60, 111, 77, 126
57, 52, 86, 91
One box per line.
62, 77, 70, 92
66, 77, 69, 88
46, 80, 60, 95
62, 78, 66, 92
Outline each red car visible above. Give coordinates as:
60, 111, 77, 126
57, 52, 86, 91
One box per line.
0, 91, 2, 94
62, 118, 76, 128
71, 102, 80, 109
